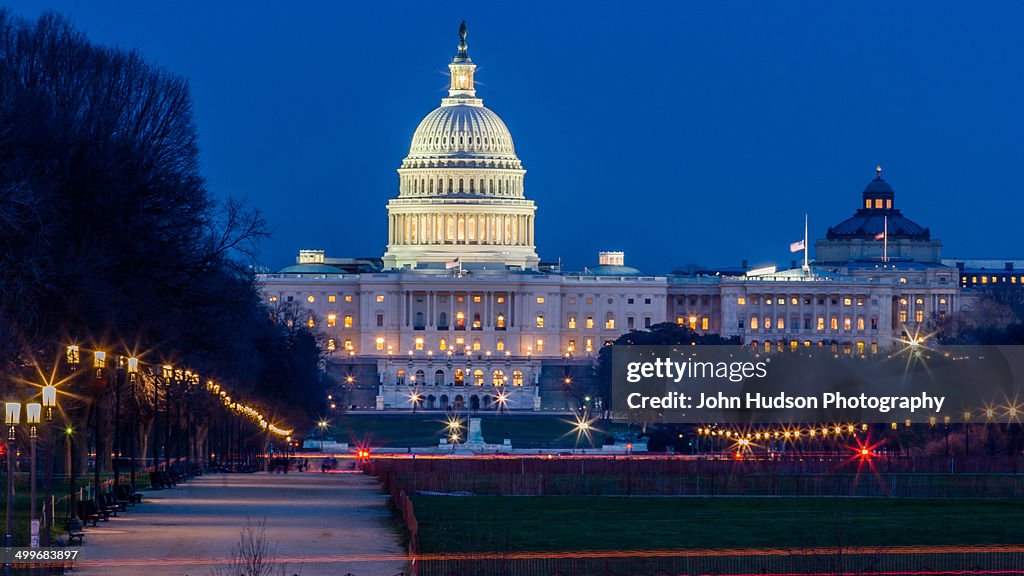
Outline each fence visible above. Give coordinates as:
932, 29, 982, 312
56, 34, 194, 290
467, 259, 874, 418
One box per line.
376, 464, 420, 558
365, 456, 1024, 498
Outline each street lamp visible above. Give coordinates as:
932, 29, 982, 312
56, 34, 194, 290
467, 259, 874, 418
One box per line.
127, 358, 138, 490
26, 403, 40, 548
317, 420, 328, 453
64, 345, 82, 535
92, 350, 105, 508
41, 383, 56, 545
4, 402, 20, 550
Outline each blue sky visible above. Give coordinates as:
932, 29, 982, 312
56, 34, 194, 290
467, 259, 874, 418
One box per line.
8, 1, 1023, 273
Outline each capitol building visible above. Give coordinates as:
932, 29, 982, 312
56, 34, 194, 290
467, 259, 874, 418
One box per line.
259, 23, 972, 413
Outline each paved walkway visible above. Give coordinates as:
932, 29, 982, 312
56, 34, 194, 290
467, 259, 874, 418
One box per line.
73, 471, 407, 576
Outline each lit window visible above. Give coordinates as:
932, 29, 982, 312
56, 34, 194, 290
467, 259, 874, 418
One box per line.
496, 314, 506, 328
830, 317, 838, 330
843, 297, 852, 306
345, 295, 352, 303
766, 298, 773, 305
585, 297, 593, 305
817, 317, 824, 331
776, 317, 785, 330
327, 314, 337, 327
536, 296, 545, 304
764, 317, 772, 330
497, 296, 505, 303
415, 337, 424, 351
899, 277, 907, 284
535, 315, 545, 328
375, 337, 384, 351
439, 338, 447, 350
473, 295, 481, 303
856, 297, 864, 306
269, 295, 278, 302
586, 316, 594, 329
790, 297, 798, 305
605, 317, 615, 330
857, 317, 865, 331
307, 317, 315, 328
843, 317, 851, 331
535, 339, 544, 352
915, 298, 924, 306
701, 317, 709, 330
328, 295, 336, 303
376, 295, 385, 303
585, 338, 593, 352
455, 337, 464, 345
568, 316, 577, 329
688, 316, 698, 330
750, 316, 759, 330
327, 338, 336, 351
496, 340, 504, 351
899, 311, 907, 323
307, 295, 316, 303
512, 370, 524, 386
473, 369, 484, 385
344, 315, 353, 328
344, 338, 353, 350
737, 297, 746, 305
915, 310, 923, 323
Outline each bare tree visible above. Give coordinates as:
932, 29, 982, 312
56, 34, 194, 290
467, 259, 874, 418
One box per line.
209, 518, 301, 576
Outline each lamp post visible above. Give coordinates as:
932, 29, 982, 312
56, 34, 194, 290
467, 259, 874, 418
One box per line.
26, 402, 40, 548
41, 384, 56, 546
64, 345, 82, 535
92, 350, 105, 504
317, 420, 328, 453
127, 358, 138, 490
5, 402, 20, 552
161, 365, 173, 473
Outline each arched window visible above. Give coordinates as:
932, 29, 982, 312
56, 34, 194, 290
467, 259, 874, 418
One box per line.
473, 369, 484, 386
429, 180, 434, 193
415, 312, 424, 329
469, 179, 475, 193
496, 313, 505, 329
448, 178, 453, 193
414, 370, 425, 384
434, 369, 445, 386
396, 369, 406, 386
492, 370, 505, 386
439, 312, 448, 329
455, 311, 465, 329
454, 369, 465, 386
512, 370, 524, 386
459, 178, 464, 193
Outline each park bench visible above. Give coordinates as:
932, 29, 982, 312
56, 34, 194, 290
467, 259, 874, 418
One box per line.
75, 500, 105, 525
100, 491, 126, 514
64, 522, 84, 545
117, 484, 143, 505
95, 495, 119, 518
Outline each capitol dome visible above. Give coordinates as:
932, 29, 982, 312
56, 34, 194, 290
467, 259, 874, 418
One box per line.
407, 105, 518, 160
383, 22, 539, 270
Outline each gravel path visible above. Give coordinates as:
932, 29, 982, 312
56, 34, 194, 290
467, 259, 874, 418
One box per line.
71, 470, 407, 576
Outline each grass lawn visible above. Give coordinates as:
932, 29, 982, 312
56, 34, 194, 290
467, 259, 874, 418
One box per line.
411, 495, 1024, 553
333, 414, 625, 448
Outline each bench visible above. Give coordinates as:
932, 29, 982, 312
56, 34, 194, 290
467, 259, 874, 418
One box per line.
117, 484, 143, 505
66, 526, 84, 545
75, 500, 104, 526
99, 492, 125, 515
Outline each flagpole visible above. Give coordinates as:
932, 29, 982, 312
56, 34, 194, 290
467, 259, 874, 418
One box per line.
803, 213, 809, 270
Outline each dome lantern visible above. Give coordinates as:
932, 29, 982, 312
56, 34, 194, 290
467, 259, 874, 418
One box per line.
447, 21, 477, 102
